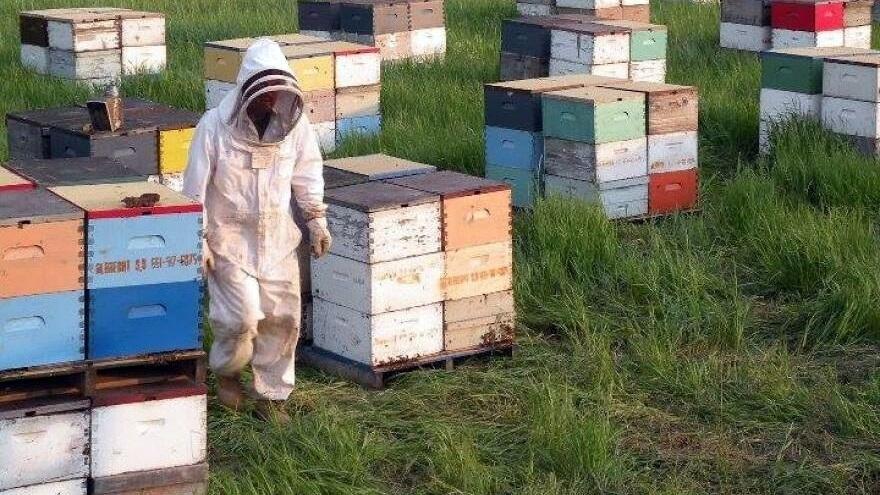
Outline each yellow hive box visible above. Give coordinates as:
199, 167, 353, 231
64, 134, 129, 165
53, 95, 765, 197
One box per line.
282, 44, 335, 92
159, 127, 196, 174
204, 35, 327, 83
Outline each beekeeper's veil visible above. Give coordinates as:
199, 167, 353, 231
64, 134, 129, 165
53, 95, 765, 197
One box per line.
219, 38, 303, 145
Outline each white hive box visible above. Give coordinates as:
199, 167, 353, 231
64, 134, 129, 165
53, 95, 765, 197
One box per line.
544, 137, 648, 183
119, 12, 166, 47
47, 14, 119, 52
772, 29, 844, 49
822, 96, 880, 137
550, 59, 630, 78
20, 45, 49, 73
0, 479, 87, 495
760, 88, 823, 120
122, 45, 166, 74
323, 42, 381, 88
630, 59, 667, 83
312, 298, 444, 366
647, 131, 699, 174
48, 49, 122, 83
720, 23, 772, 52
410, 28, 447, 58
844, 25, 872, 49
544, 175, 649, 218
0, 401, 89, 491
90, 387, 208, 478
517, 2, 556, 16
823, 54, 880, 102
550, 24, 630, 66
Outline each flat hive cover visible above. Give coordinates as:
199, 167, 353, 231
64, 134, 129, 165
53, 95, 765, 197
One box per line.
326, 182, 439, 212
7, 106, 90, 126
764, 47, 878, 59
0, 167, 34, 191
387, 171, 510, 198
50, 181, 201, 218
0, 188, 82, 224
325, 154, 436, 180
7, 157, 147, 187
544, 87, 645, 104
487, 74, 617, 92
324, 167, 367, 189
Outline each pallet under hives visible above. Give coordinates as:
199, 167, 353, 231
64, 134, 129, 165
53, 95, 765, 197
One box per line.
297, 154, 517, 387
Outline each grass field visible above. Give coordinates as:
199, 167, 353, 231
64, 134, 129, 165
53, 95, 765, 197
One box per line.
3, 0, 880, 493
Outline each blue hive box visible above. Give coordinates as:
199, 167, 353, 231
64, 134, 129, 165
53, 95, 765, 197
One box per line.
0, 290, 85, 371
485, 126, 543, 170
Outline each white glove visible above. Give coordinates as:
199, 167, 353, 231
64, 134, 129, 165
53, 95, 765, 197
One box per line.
202, 239, 214, 272
307, 217, 332, 258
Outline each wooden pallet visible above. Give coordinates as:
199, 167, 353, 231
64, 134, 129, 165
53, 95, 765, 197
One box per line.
623, 207, 702, 223
0, 350, 206, 409
91, 462, 208, 495
298, 343, 515, 389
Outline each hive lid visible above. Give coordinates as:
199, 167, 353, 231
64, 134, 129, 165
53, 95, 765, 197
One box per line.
268, 33, 328, 46
204, 37, 256, 51
591, 19, 667, 32
325, 154, 436, 180
544, 86, 645, 104
0, 166, 35, 192
318, 40, 381, 55
326, 181, 439, 212
486, 74, 617, 93
763, 46, 878, 60
386, 171, 510, 198
0, 398, 91, 421
6, 106, 90, 126
7, 157, 147, 187
0, 187, 83, 224
324, 166, 368, 189
281, 42, 338, 58
50, 181, 201, 219
126, 106, 201, 131
507, 15, 583, 28
824, 53, 880, 67
549, 21, 631, 35
91, 382, 208, 408
597, 80, 696, 95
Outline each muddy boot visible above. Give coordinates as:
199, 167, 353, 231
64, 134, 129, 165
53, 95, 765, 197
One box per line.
216, 374, 244, 411
254, 400, 291, 424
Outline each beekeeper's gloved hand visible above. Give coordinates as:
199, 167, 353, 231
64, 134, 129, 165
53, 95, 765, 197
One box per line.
307, 217, 331, 258
202, 239, 214, 272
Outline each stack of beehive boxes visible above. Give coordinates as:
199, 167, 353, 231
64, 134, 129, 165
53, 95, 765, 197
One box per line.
516, 0, 651, 22
19, 8, 166, 83
204, 35, 382, 153
298, 0, 447, 61
758, 46, 876, 152
822, 52, 880, 155
500, 16, 667, 82
0, 176, 207, 494
721, 0, 873, 51
307, 155, 514, 375
5, 99, 200, 193
484, 74, 700, 217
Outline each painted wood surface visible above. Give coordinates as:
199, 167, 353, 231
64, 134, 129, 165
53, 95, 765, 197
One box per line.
340, 2, 409, 35
444, 290, 515, 351
50, 182, 199, 217
90, 462, 207, 495
298, 2, 341, 32
158, 127, 196, 174
326, 202, 441, 264
0, 290, 84, 372
0, 218, 83, 299
542, 87, 646, 143
0, 411, 88, 490
286, 53, 334, 92
335, 85, 381, 119
313, 121, 337, 153
771, 28, 844, 49
485, 164, 539, 209
544, 174, 649, 218
442, 191, 512, 250
312, 252, 445, 314
47, 19, 119, 52
557, 0, 621, 9
499, 52, 549, 82
325, 154, 435, 180
647, 131, 698, 174
720, 23, 772, 52
312, 298, 443, 367
600, 81, 699, 134
550, 29, 630, 65
760, 88, 823, 123
410, 0, 446, 29
484, 126, 543, 170
443, 241, 513, 301
844, 0, 873, 26
444, 290, 515, 323
335, 49, 381, 88
0, 168, 33, 192
549, 58, 630, 79
410, 28, 447, 58
721, 0, 770, 26
301, 89, 335, 124
545, 136, 648, 182
630, 59, 666, 83
336, 115, 382, 138
122, 45, 166, 75
6, 118, 49, 160
48, 130, 158, 176
771, 1, 844, 32
120, 16, 165, 47
516, 3, 556, 16
90, 395, 207, 478
20, 45, 49, 74
354, 32, 412, 61
760, 47, 868, 94
0, 479, 86, 495
48, 49, 122, 82
19, 15, 49, 47
822, 95, 880, 137
649, 168, 699, 215
202, 47, 242, 83
824, 55, 880, 101
843, 25, 872, 49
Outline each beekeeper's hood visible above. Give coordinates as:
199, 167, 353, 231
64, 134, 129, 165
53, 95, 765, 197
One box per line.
218, 38, 303, 145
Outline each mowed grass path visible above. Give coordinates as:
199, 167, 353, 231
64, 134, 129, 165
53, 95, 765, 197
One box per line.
2, 1, 880, 493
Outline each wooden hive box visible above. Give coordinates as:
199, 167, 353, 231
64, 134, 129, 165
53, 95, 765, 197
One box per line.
593, 19, 667, 61
312, 297, 444, 366
47, 118, 158, 176
484, 126, 544, 170
596, 80, 699, 134
322, 41, 381, 88
557, 0, 622, 9
0, 166, 34, 192
821, 95, 880, 137
49, 182, 202, 290
843, 0, 873, 26
127, 106, 201, 174
90, 463, 208, 495
386, 171, 512, 250
544, 174, 648, 218
444, 290, 515, 352
324, 153, 435, 180
20, 12, 50, 48
280, 44, 336, 92
0, 188, 84, 299
336, 84, 381, 120
761, 46, 875, 94
0, 400, 90, 492
721, 0, 771, 26
544, 136, 648, 183
410, 26, 447, 58
498, 52, 550, 81
542, 87, 646, 144
442, 241, 513, 301
47, 48, 122, 83
550, 22, 631, 66
4, 479, 87, 494
6, 106, 90, 160
299, 1, 343, 33
484, 74, 616, 132
409, 0, 446, 30
843, 25, 871, 49
43, 9, 121, 53
0, 290, 85, 372
501, 17, 579, 59
517, 0, 557, 17
340, 0, 410, 36
720, 22, 772, 52
90, 384, 207, 478
771, 1, 844, 32
823, 53, 880, 102
203, 38, 256, 83
771, 28, 845, 49
648, 168, 698, 215
485, 163, 538, 209
303, 89, 337, 124
324, 166, 368, 190
7, 157, 146, 187
646, 130, 698, 174
117, 10, 166, 47
323, 181, 441, 264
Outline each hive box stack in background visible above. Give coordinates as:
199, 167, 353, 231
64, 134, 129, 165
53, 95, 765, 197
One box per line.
841, 0, 873, 49
0, 186, 85, 374
204, 36, 382, 152
5, 100, 200, 193
758, 46, 876, 152
770, 0, 846, 49
19, 8, 166, 83
720, 0, 772, 51
304, 155, 515, 385
822, 53, 880, 155
516, 0, 651, 22
387, 171, 515, 353
500, 16, 667, 82
298, 0, 447, 61
49, 182, 203, 361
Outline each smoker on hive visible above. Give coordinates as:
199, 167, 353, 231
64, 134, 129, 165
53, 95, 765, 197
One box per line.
182, 38, 332, 423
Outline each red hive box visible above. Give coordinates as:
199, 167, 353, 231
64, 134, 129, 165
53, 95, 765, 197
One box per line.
771, 1, 844, 32
649, 169, 699, 215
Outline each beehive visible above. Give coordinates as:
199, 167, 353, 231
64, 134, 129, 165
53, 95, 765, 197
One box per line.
324, 153, 436, 180
443, 290, 515, 352
542, 87, 646, 143
387, 171, 512, 250
0, 400, 89, 492
0, 290, 85, 372
597, 80, 699, 134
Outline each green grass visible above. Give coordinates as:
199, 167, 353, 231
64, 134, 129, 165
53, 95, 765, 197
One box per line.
2, 0, 880, 493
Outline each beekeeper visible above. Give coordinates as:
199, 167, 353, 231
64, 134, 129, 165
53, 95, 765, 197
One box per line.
183, 38, 331, 423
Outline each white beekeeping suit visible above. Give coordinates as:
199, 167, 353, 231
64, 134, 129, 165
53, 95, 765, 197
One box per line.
183, 38, 331, 421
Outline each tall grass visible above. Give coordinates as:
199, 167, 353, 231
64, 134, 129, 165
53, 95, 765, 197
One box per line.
2, 0, 880, 493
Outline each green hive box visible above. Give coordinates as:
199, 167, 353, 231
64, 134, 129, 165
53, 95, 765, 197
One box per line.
542, 87, 645, 144
761, 47, 878, 94
485, 163, 538, 208
597, 20, 668, 62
